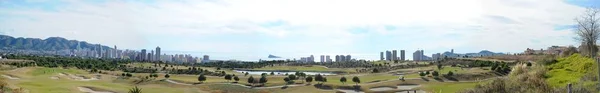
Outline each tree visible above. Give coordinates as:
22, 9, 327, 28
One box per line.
315, 74, 324, 84
419, 72, 426, 77
322, 77, 327, 83
305, 76, 313, 84
259, 76, 268, 85
233, 76, 240, 82
288, 75, 297, 82
248, 76, 255, 85
576, 7, 600, 57
447, 71, 454, 76
270, 72, 275, 75
372, 68, 379, 73
128, 86, 142, 93
224, 74, 232, 82
340, 77, 347, 84
284, 77, 291, 85
432, 71, 439, 77
261, 73, 267, 77
245, 72, 249, 76
298, 72, 306, 83
352, 76, 360, 86
425, 71, 430, 75
164, 74, 170, 79
437, 64, 442, 70
198, 74, 207, 83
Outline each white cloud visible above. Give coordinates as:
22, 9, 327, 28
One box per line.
0, 0, 588, 60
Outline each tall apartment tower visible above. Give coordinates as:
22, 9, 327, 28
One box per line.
380, 52, 384, 61
320, 55, 325, 62
346, 55, 351, 62
156, 46, 161, 61
392, 50, 398, 61
385, 51, 392, 61
325, 55, 331, 62
400, 50, 406, 61
141, 49, 147, 61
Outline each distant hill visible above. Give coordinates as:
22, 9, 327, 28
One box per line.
443, 50, 504, 57
268, 54, 281, 58
0, 35, 111, 51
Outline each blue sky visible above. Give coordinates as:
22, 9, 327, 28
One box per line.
0, 0, 597, 61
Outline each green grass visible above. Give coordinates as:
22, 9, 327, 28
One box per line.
421, 81, 483, 93
29, 67, 86, 76
546, 54, 597, 87
438, 66, 465, 74
404, 73, 421, 78
3, 67, 204, 93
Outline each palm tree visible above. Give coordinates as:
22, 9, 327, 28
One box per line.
128, 86, 142, 93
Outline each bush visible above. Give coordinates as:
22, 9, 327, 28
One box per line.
432, 71, 439, 77
447, 71, 454, 76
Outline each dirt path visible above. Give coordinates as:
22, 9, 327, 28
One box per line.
77, 87, 114, 93
2, 75, 19, 80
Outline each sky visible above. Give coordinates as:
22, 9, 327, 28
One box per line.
0, 0, 598, 61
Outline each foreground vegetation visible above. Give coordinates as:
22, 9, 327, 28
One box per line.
462, 54, 599, 93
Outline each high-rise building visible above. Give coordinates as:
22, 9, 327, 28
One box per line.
432, 53, 441, 61
325, 55, 331, 62
413, 50, 424, 61
320, 55, 325, 62
400, 50, 406, 61
380, 52, 384, 61
203, 55, 210, 62
346, 55, 351, 62
451, 49, 454, 54
150, 50, 155, 61
340, 55, 346, 62
147, 53, 152, 61
141, 49, 147, 61
97, 44, 103, 58
156, 46, 161, 61
310, 55, 314, 62
385, 51, 392, 61
392, 50, 398, 61
335, 55, 340, 62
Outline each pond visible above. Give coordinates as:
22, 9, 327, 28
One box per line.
234, 70, 337, 75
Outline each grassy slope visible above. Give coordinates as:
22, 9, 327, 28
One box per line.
546, 54, 598, 87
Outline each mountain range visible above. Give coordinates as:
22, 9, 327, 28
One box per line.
442, 50, 504, 57
0, 35, 111, 51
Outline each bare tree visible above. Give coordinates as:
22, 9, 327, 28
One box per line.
576, 7, 600, 57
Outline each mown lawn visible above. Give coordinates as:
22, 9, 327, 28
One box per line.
420, 81, 486, 93
2, 67, 204, 93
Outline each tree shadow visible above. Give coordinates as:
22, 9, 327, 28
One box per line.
443, 76, 459, 81
313, 84, 333, 90
433, 77, 444, 82
420, 77, 429, 82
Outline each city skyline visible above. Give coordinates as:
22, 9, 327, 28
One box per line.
1, 0, 598, 61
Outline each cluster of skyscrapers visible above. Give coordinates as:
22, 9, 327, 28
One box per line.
297, 54, 353, 63
380, 50, 405, 61
69, 44, 210, 64
297, 55, 315, 62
